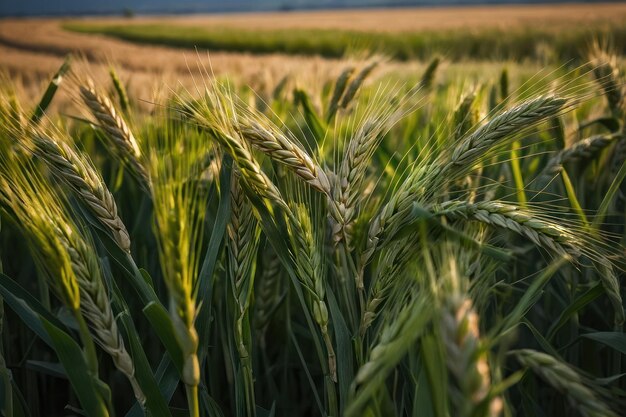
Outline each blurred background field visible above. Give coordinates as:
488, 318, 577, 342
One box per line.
1, 3, 625, 107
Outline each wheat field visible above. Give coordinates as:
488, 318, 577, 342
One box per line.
1, 4, 626, 417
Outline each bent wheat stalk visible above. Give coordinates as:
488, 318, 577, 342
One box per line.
31, 131, 131, 253
539, 133, 622, 181
0, 161, 144, 406
58, 227, 145, 406
513, 349, 618, 417
432, 201, 624, 324
236, 118, 331, 194
432, 201, 582, 257
362, 95, 567, 273
327, 66, 355, 121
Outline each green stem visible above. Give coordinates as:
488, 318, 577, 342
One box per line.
74, 308, 99, 376
337, 242, 359, 331
242, 361, 256, 417
185, 384, 199, 417
510, 140, 527, 208
126, 253, 159, 306
325, 374, 339, 417
560, 169, 590, 230
236, 312, 256, 417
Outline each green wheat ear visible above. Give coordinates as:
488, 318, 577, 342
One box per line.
0, 156, 144, 406
147, 116, 210, 416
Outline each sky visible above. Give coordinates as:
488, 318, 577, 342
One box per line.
0, 0, 605, 17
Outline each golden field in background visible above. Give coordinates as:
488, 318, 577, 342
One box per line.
0, 3, 625, 108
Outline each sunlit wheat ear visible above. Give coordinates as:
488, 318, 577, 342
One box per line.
180, 82, 285, 207
57, 227, 145, 406
432, 201, 582, 257
441, 294, 502, 417
447, 95, 567, 174
513, 349, 619, 417
78, 80, 150, 185
332, 87, 418, 246
431, 200, 624, 325
361, 94, 568, 273
235, 117, 331, 193
452, 90, 479, 141
0, 175, 80, 312
0, 161, 144, 405
30, 130, 131, 253
0, 79, 27, 134
235, 110, 354, 243
418, 56, 441, 90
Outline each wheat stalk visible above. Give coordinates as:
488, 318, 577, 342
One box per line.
56, 225, 145, 406
332, 93, 408, 245
31, 132, 131, 253
340, 61, 378, 109
236, 118, 331, 194
453, 90, 478, 141
513, 349, 618, 417
0, 161, 144, 405
419, 56, 440, 90
449, 95, 566, 170
361, 95, 567, 275
79, 82, 149, 184
539, 133, 621, 180
147, 120, 210, 417
327, 66, 355, 121
227, 170, 261, 416
0, 176, 81, 312
109, 67, 130, 113
289, 204, 337, 382
213, 127, 287, 208
206, 106, 338, 381
228, 171, 262, 320
184, 86, 287, 209
432, 200, 582, 257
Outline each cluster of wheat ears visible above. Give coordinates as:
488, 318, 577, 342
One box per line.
0, 46, 625, 417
